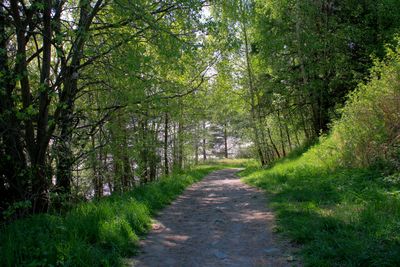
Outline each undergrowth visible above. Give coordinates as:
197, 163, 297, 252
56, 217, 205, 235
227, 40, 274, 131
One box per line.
0, 164, 231, 266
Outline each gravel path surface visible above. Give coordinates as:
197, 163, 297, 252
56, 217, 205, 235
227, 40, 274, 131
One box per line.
130, 169, 299, 267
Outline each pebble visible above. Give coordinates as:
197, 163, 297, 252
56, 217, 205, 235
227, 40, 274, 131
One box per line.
213, 250, 228, 259
264, 247, 280, 255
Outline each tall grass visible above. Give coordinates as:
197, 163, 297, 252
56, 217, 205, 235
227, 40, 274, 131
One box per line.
0, 165, 228, 266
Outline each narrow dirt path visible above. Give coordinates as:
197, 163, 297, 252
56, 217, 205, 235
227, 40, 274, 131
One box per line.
130, 169, 299, 267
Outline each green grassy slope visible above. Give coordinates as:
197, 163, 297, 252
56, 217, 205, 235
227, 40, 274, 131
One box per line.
241, 149, 400, 266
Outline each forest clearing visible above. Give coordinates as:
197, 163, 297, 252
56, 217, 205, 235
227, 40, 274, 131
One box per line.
1, 0, 400, 266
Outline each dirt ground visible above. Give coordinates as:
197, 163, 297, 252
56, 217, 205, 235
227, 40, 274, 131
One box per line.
130, 169, 300, 267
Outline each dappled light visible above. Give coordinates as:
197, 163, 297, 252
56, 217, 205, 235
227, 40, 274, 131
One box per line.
132, 169, 295, 267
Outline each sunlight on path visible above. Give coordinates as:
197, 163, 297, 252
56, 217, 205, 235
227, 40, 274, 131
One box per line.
130, 169, 300, 267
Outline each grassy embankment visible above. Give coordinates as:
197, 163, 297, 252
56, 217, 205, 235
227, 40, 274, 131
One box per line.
0, 162, 245, 266
241, 147, 400, 266
241, 44, 400, 266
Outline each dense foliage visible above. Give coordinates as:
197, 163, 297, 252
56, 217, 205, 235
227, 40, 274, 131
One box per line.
331, 43, 400, 169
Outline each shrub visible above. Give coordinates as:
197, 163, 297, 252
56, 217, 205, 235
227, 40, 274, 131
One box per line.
331, 41, 400, 170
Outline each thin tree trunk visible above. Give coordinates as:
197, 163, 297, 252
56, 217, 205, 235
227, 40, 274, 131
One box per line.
141, 119, 148, 183
149, 121, 158, 181
277, 110, 287, 157
178, 121, 183, 169
267, 127, 280, 158
97, 131, 104, 197
173, 123, 177, 167
122, 131, 131, 188
280, 128, 286, 157
91, 134, 102, 198
164, 112, 169, 176
285, 123, 292, 152
224, 123, 228, 158
202, 121, 207, 161
194, 124, 199, 164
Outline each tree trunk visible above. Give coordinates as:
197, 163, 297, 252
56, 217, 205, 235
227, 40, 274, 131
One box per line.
149, 122, 158, 181
96, 134, 104, 198
194, 124, 199, 164
202, 121, 207, 161
177, 121, 183, 169
10, 0, 51, 212
267, 127, 280, 158
91, 134, 103, 198
140, 119, 149, 184
223, 123, 228, 158
282, 110, 292, 151
277, 110, 286, 157
164, 112, 169, 176
56, 68, 76, 196
122, 134, 131, 188
0, 3, 28, 211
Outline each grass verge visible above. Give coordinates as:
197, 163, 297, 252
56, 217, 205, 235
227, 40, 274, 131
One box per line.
0, 164, 231, 266
241, 153, 400, 266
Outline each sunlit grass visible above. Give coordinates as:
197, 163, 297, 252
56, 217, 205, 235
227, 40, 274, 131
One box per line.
241, 147, 400, 266
0, 165, 228, 266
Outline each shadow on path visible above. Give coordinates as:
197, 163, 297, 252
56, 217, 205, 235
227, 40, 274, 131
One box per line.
130, 169, 299, 267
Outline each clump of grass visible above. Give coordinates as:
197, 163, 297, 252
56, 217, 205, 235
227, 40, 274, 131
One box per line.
0, 165, 223, 266
241, 147, 400, 266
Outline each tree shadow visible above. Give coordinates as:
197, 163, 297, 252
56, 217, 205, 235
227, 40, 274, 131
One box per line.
243, 166, 400, 266
132, 169, 296, 267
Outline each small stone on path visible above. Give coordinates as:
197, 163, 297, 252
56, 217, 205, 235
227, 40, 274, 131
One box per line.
214, 250, 228, 259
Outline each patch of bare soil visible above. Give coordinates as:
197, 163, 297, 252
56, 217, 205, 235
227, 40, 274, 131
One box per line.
130, 169, 300, 267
